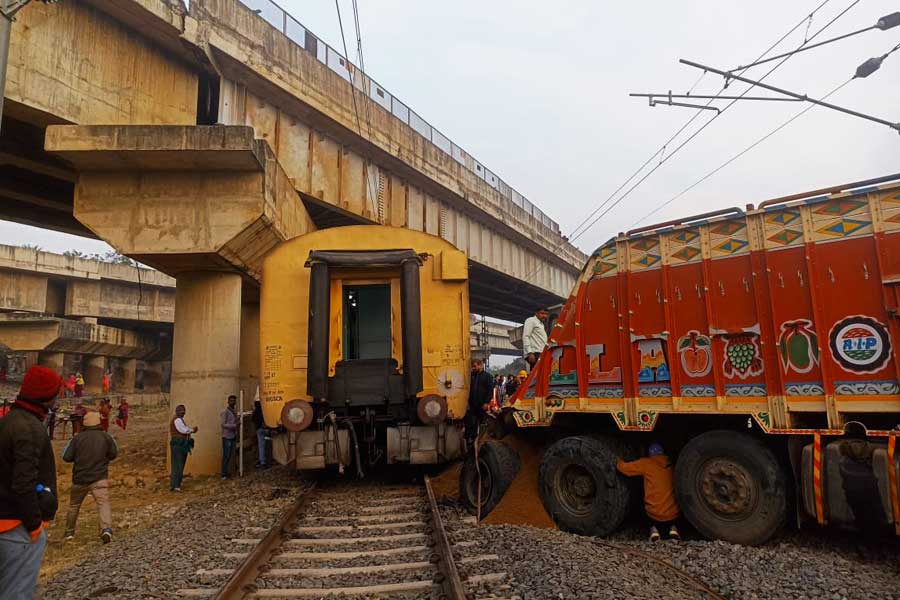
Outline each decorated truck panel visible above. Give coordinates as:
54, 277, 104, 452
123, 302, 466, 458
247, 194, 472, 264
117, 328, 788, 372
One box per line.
511, 177, 900, 436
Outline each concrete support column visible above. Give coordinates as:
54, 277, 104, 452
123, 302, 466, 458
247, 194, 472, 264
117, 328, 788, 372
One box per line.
38, 352, 65, 375
83, 356, 106, 395
239, 303, 260, 406
142, 361, 165, 393
171, 272, 242, 475
114, 358, 136, 393
23, 352, 39, 371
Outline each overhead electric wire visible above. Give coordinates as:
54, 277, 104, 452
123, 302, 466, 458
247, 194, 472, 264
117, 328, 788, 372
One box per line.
558, 0, 833, 247
519, 0, 836, 285
519, 0, 851, 288
562, 0, 860, 255
632, 78, 855, 228
631, 37, 900, 228
335, 0, 379, 217
732, 11, 900, 71
732, 25, 875, 70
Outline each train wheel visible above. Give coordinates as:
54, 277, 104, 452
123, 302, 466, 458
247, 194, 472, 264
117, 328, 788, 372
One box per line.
459, 441, 521, 518
675, 430, 786, 545
538, 436, 632, 536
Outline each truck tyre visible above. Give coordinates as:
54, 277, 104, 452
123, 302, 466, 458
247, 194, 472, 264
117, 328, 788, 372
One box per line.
538, 436, 632, 536
675, 430, 786, 545
459, 441, 521, 518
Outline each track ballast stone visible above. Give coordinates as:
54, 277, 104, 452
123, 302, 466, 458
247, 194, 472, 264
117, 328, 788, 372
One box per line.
38, 467, 304, 600
441, 499, 900, 600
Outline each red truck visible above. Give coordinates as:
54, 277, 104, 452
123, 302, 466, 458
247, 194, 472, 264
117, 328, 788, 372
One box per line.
463, 174, 900, 545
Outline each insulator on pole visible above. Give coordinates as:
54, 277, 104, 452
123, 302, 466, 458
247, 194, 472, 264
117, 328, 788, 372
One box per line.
876, 12, 900, 30
854, 56, 884, 79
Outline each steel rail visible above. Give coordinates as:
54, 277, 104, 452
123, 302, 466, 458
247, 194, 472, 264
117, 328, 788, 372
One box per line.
424, 475, 467, 600
213, 483, 317, 600
591, 539, 727, 600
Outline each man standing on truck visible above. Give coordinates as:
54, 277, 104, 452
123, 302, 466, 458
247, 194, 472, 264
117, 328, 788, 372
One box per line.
617, 442, 681, 541
523, 308, 549, 370
466, 359, 494, 445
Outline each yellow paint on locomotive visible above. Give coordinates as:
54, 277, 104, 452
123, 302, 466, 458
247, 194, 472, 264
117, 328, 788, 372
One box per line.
259, 225, 470, 427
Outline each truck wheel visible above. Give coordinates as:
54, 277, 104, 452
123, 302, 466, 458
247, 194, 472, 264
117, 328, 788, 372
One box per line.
675, 430, 786, 545
459, 441, 521, 518
538, 436, 631, 536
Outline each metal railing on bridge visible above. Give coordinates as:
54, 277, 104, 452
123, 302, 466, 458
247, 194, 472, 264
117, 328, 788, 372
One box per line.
232, 0, 564, 242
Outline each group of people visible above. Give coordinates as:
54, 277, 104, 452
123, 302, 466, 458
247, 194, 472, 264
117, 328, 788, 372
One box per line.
60, 370, 114, 399
62, 372, 85, 398
168, 395, 272, 493
45, 397, 129, 441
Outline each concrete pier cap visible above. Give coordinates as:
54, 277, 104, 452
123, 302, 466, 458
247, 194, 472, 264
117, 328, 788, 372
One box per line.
45, 124, 316, 474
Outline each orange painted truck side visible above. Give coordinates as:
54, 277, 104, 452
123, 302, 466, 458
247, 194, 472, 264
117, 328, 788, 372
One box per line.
484, 175, 900, 544
512, 177, 900, 436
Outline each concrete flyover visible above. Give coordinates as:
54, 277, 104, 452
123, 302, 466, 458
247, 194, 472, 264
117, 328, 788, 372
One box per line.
470, 320, 520, 361
2, 0, 586, 472
0, 244, 175, 325
0, 313, 168, 395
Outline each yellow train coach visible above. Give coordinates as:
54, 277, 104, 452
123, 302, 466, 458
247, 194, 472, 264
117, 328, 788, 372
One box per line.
259, 225, 470, 471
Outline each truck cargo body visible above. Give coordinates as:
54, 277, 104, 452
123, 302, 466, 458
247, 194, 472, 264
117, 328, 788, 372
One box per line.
497, 175, 900, 543
260, 226, 469, 471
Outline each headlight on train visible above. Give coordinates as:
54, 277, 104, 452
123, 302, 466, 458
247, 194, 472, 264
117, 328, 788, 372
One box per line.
281, 399, 314, 432
417, 394, 447, 425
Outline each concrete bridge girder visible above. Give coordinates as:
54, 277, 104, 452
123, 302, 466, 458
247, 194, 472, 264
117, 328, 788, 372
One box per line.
0, 315, 163, 359
2, 0, 591, 475
44, 123, 313, 474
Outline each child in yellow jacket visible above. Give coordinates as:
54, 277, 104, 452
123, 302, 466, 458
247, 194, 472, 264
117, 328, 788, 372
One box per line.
617, 443, 681, 541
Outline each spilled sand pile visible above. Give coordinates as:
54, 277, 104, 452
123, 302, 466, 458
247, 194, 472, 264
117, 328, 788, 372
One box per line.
481, 435, 555, 529
428, 435, 555, 530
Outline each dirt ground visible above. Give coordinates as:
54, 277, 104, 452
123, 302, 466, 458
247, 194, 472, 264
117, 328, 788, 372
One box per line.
39, 405, 230, 583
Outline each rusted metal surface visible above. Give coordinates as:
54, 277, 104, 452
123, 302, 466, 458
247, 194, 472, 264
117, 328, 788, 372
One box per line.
213, 483, 316, 600
424, 475, 467, 600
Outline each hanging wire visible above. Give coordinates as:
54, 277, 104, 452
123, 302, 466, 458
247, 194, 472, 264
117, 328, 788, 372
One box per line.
632, 78, 855, 228
515, 0, 839, 287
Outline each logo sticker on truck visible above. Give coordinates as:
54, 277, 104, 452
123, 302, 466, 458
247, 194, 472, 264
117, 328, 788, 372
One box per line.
829, 315, 892, 374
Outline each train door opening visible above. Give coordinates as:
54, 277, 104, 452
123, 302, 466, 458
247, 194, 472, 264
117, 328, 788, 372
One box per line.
343, 284, 392, 360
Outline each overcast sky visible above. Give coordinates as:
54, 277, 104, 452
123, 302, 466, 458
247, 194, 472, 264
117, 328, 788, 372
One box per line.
3, 0, 898, 256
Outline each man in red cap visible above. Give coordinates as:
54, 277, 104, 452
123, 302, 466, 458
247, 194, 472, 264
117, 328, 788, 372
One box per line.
0, 365, 62, 598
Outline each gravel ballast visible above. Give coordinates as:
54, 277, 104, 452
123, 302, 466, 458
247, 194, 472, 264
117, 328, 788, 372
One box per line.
40, 468, 900, 600
440, 500, 900, 600
39, 467, 305, 600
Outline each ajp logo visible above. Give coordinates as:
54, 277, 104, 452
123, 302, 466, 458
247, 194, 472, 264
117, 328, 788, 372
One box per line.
828, 315, 892, 374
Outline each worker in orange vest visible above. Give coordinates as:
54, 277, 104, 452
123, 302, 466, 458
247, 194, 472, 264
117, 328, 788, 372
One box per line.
617, 442, 681, 541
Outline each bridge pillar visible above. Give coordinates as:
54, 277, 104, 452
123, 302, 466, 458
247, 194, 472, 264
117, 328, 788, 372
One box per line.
142, 361, 165, 393
172, 272, 242, 475
114, 358, 136, 393
44, 124, 317, 474
240, 303, 260, 405
38, 352, 64, 375
83, 355, 106, 395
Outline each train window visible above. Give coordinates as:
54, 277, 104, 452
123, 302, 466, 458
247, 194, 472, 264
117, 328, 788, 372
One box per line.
342, 284, 392, 360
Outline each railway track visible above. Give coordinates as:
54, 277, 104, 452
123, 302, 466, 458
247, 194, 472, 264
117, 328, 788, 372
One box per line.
177, 477, 514, 599
590, 540, 727, 600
